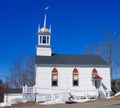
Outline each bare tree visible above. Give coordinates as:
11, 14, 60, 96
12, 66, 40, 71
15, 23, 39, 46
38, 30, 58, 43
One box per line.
103, 30, 120, 79
84, 29, 120, 79
22, 57, 35, 86
103, 31, 114, 79
9, 59, 23, 88
8, 56, 35, 88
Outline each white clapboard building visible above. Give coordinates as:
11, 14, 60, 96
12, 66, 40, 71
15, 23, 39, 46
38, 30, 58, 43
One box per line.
23, 14, 111, 102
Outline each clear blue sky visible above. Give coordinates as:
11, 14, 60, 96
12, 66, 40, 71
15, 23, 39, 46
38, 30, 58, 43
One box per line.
0, 0, 120, 80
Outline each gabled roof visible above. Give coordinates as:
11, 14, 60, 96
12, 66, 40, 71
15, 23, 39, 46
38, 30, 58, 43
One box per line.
35, 54, 109, 67
93, 75, 102, 80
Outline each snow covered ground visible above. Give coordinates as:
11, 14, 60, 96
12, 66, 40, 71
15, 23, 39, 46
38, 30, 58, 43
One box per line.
0, 102, 11, 107
0, 98, 91, 107
0, 98, 27, 107
115, 92, 120, 96
40, 98, 90, 105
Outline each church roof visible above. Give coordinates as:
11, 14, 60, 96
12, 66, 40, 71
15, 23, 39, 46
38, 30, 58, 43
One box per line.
35, 54, 109, 67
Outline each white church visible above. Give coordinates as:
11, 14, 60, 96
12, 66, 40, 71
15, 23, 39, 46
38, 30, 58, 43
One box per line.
31, 14, 111, 102
4, 14, 111, 103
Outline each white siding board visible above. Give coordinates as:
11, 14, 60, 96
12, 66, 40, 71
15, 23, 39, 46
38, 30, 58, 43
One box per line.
35, 66, 111, 99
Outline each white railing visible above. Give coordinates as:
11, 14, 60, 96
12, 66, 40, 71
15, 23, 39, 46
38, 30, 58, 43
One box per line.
23, 86, 99, 102
23, 85, 35, 93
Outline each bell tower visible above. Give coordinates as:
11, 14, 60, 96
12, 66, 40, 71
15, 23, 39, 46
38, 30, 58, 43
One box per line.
36, 14, 52, 56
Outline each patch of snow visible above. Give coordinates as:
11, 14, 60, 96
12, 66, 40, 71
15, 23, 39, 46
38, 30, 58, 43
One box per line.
115, 92, 120, 96
40, 98, 64, 105
40, 98, 90, 105
0, 98, 27, 107
0, 102, 11, 107
11, 98, 27, 104
73, 98, 90, 102
107, 96, 113, 99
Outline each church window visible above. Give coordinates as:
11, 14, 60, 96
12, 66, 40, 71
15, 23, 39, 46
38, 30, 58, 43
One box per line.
73, 68, 79, 86
47, 36, 49, 44
92, 68, 102, 89
43, 36, 46, 44
92, 68, 97, 79
52, 68, 58, 86
40, 36, 42, 43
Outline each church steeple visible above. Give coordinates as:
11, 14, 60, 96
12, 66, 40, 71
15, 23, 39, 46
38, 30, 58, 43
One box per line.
44, 14, 46, 28
38, 14, 50, 33
36, 14, 52, 56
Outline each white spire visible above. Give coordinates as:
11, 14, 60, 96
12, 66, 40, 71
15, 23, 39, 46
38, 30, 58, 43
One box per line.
44, 14, 47, 28
38, 24, 41, 32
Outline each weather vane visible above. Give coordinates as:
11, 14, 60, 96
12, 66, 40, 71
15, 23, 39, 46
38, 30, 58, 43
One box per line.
44, 6, 49, 10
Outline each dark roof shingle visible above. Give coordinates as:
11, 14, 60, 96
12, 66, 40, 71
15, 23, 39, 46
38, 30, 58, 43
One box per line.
35, 54, 109, 67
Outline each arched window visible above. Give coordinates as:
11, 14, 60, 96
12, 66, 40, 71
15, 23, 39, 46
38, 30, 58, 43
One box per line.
47, 36, 49, 44
52, 68, 58, 86
92, 68, 102, 89
73, 68, 79, 86
40, 36, 42, 43
92, 68, 98, 79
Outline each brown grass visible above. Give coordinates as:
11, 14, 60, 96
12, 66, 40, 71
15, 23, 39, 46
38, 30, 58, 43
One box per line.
5, 102, 39, 108
88, 95, 120, 103
5, 95, 120, 108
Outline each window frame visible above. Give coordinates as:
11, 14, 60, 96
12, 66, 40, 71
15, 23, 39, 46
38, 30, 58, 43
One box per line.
73, 68, 79, 86
51, 68, 58, 87
43, 36, 46, 44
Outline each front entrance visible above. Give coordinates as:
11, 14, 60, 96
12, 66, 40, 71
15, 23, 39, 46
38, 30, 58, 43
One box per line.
95, 80, 101, 89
